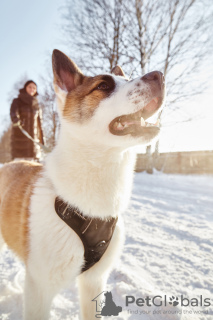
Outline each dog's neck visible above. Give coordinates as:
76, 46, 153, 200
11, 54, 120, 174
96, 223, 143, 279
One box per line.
45, 127, 136, 219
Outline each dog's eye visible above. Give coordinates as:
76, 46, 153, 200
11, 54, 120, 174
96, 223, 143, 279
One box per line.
97, 82, 110, 90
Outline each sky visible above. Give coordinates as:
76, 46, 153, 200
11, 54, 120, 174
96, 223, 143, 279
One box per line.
0, 0, 67, 118
0, 0, 213, 153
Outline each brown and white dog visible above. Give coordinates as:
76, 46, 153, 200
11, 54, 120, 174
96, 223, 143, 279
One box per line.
0, 50, 165, 320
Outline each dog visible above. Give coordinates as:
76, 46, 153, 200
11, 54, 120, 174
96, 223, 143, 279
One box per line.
0, 49, 165, 320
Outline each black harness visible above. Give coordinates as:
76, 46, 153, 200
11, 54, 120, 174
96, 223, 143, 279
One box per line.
55, 197, 118, 273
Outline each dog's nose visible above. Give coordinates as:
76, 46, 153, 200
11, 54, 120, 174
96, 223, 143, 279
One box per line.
141, 71, 164, 88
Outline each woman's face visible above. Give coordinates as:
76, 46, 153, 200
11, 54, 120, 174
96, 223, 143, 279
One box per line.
26, 83, 37, 96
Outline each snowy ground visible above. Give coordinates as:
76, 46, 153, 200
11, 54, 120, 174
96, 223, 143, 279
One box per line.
0, 171, 213, 320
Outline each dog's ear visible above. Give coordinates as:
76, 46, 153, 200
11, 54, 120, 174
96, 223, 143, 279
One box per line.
52, 49, 84, 92
111, 66, 126, 77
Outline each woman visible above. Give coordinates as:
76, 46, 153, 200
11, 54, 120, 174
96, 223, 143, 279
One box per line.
10, 80, 44, 160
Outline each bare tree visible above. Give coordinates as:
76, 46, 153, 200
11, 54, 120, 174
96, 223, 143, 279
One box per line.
39, 70, 59, 150
62, 0, 212, 92
7, 73, 29, 105
130, 0, 212, 170
62, 0, 134, 74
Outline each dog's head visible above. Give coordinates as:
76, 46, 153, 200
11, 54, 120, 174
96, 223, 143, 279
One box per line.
52, 49, 165, 149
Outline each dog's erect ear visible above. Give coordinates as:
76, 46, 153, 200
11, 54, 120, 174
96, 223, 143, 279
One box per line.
111, 65, 126, 77
52, 49, 84, 92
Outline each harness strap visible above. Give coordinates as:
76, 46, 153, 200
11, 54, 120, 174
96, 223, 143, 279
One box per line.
55, 197, 118, 273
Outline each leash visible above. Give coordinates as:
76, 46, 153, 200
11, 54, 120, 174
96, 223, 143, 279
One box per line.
13, 122, 51, 153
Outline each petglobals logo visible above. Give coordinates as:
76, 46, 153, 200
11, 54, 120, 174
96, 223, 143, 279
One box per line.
92, 291, 122, 318
125, 295, 211, 308
91, 291, 211, 318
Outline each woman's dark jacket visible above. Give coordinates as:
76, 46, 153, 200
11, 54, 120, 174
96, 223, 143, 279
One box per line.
10, 89, 44, 159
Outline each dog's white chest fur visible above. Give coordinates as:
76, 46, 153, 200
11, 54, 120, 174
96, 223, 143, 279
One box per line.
44, 127, 136, 219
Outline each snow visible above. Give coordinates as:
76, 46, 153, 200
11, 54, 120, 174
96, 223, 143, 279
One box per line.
0, 171, 213, 319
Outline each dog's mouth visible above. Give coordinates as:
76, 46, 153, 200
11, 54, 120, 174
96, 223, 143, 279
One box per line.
109, 97, 163, 137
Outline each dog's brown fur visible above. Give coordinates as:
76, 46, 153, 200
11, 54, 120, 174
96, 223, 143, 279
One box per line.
0, 161, 42, 262
63, 75, 116, 122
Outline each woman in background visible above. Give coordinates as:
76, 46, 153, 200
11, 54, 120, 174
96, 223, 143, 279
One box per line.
10, 80, 44, 161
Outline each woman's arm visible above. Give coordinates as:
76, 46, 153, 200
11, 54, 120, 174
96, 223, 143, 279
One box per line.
10, 99, 20, 124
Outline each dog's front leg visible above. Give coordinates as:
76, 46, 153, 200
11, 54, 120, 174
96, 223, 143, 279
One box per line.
78, 271, 108, 320
23, 270, 55, 320
78, 219, 124, 319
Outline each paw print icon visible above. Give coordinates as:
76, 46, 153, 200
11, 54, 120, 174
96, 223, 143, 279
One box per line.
169, 296, 179, 306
